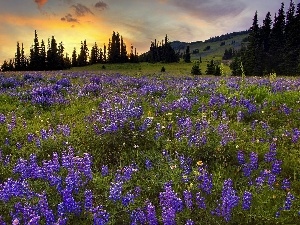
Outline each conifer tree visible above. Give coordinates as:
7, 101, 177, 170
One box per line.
20, 43, 26, 70
260, 11, 272, 74
58, 42, 65, 69
243, 11, 263, 76
47, 36, 59, 70
29, 30, 41, 70
283, 0, 298, 75
77, 40, 89, 66
40, 40, 46, 70
103, 44, 107, 63
269, 3, 286, 74
120, 36, 128, 63
206, 59, 216, 75
72, 48, 77, 67
15, 42, 21, 71
184, 46, 191, 63
230, 57, 242, 76
90, 42, 99, 65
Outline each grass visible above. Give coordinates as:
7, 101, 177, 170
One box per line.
70, 60, 232, 77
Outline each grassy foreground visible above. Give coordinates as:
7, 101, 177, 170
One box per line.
70, 61, 232, 77
0, 70, 300, 224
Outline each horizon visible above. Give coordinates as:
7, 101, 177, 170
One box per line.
0, 0, 285, 63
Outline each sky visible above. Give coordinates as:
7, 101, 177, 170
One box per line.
0, 0, 290, 63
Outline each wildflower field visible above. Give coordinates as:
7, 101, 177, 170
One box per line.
0, 71, 300, 224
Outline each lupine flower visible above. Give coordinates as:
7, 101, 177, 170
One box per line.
292, 128, 300, 143
122, 191, 135, 207
159, 182, 183, 214
161, 207, 176, 225
237, 150, 245, 165
242, 191, 252, 210
255, 176, 265, 189
264, 142, 277, 163
27, 216, 40, 225
109, 181, 123, 202
92, 206, 110, 225
212, 179, 239, 222
146, 201, 158, 225
130, 208, 146, 225
101, 165, 109, 176
145, 158, 153, 170
237, 111, 243, 122
60, 187, 81, 215
249, 152, 258, 170
195, 192, 206, 209
271, 160, 282, 175
84, 189, 93, 211
281, 178, 291, 191
183, 190, 193, 209
283, 192, 295, 210
185, 219, 194, 225
0, 114, 6, 124
197, 165, 213, 195
267, 173, 276, 189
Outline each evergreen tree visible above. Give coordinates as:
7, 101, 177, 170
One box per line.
230, 56, 242, 76
191, 61, 202, 75
40, 40, 46, 70
64, 53, 71, 69
90, 42, 99, 65
206, 59, 216, 75
215, 65, 221, 76
243, 11, 263, 76
29, 30, 41, 70
269, 3, 286, 74
184, 46, 191, 63
283, 0, 298, 75
15, 42, 21, 71
20, 43, 27, 70
260, 11, 273, 74
72, 48, 77, 67
103, 43, 107, 63
58, 42, 65, 69
120, 36, 128, 63
1, 60, 9, 72
77, 40, 89, 66
47, 36, 60, 70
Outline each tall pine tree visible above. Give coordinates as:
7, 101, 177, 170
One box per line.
269, 3, 286, 74
260, 11, 272, 74
283, 0, 298, 75
243, 11, 263, 76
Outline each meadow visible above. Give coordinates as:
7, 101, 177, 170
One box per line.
0, 68, 300, 224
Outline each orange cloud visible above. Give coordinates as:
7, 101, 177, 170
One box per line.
34, 0, 48, 8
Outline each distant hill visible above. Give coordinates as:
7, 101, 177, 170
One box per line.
170, 30, 250, 61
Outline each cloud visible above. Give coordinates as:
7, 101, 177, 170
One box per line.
169, 0, 246, 21
95, 1, 108, 10
61, 13, 79, 23
71, 3, 94, 17
34, 0, 48, 8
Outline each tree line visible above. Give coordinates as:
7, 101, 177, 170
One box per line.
139, 35, 180, 63
230, 0, 300, 76
1, 31, 139, 71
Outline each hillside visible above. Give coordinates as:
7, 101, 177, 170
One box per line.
171, 30, 249, 62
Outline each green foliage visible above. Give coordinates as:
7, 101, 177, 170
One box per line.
191, 61, 201, 75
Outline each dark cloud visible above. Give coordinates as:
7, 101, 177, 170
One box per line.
95, 1, 108, 10
171, 0, 246, 21
34, 0, 48, 8
61, 13, 79, 23
71, 3, 94, 17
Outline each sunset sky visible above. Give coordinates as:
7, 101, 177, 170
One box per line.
0, 0, 286, 63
